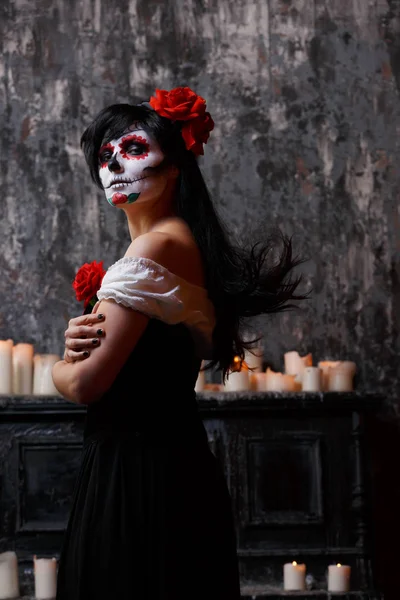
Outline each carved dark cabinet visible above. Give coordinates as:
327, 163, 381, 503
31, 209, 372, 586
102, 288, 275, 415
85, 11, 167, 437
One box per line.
0, 392, 383, 599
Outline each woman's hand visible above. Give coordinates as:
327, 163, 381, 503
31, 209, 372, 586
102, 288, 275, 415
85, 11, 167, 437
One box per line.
63, 305, 105, 363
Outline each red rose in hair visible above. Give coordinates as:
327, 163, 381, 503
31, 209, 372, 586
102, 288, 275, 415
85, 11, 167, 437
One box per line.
149, 87, 207, 121
149, 86, 214, 156
72, 260, 106, 312
181, 113, 214, 156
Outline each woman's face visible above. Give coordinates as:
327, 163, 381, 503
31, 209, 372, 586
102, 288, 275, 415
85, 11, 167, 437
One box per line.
98, 127, 172, 207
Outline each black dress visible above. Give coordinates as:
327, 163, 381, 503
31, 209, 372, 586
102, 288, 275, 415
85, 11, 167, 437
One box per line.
56, 319, 241, 600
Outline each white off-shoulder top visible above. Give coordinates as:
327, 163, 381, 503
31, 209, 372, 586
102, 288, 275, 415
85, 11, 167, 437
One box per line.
97, 256, 216, 358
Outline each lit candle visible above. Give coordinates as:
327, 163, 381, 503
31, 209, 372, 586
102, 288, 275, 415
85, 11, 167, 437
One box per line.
283, 561, 306, 591
34, 556, 57, 599
328, 563, 351, 592
12, 343, 34, 395
0, 551, 20, 599
223, 357, 250, 391
0, 340, 13, 395
33, 354, 61, 395
302, 366, 322, 392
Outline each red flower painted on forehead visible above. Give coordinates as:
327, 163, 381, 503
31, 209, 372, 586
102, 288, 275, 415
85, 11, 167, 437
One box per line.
119, 134, 149, 160
99, 142, 115, 169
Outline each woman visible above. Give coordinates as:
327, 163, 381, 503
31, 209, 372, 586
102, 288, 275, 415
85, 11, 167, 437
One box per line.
52, 86, 307, 600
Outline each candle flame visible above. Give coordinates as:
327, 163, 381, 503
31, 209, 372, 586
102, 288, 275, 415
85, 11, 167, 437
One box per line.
292, 561, 297, 566
337, 563, 341, 567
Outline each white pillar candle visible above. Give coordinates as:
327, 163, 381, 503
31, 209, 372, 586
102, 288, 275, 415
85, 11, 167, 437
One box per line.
302, 366, 322, 392
284, 351, 312, 381
328, 361, 357, 392
250, 372, 267, 391
283, 561, 306, 591
33, 354, 61, 395
0, 551, 20, 599
224, 369, 250, 391
266, 368, 298, 392
224, 357, 250, 391
195, 370, 205, 392
317, 361, 341, 391
327, 563, 351, 592
0, 340, 13, 395
12, 343, 34, 395
34, 556, 57, 599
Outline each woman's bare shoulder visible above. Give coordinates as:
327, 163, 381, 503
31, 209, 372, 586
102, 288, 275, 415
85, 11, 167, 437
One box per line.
126, 218, 206, 288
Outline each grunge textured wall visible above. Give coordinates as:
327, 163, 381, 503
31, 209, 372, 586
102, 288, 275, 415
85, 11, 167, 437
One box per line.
0, 0, 399, 401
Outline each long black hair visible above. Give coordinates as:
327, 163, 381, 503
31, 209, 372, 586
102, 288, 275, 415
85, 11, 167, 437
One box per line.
80, 103, 309, 381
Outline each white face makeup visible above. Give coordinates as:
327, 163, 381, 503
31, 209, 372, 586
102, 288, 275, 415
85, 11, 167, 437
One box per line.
98, 128, 169, 207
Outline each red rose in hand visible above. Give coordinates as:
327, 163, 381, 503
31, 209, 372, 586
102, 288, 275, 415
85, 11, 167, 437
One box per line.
181, 112, 215, 156
149, 87, 207, 121
72, 260, 106, 310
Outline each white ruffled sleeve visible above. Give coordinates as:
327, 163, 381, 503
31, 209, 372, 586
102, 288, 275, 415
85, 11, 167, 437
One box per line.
97, 256, 216, 357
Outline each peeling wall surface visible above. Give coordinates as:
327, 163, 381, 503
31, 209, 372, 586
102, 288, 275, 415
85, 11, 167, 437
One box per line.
0, 0, 399, 400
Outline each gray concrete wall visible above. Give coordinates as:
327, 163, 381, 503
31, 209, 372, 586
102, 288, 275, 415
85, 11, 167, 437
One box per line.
1, 0, 399, 399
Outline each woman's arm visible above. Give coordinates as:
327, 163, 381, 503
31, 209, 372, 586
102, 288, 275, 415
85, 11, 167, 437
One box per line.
52, 299, 149, 404
52, 229, 204, 405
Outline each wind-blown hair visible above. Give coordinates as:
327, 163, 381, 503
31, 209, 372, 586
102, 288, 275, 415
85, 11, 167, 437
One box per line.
81, 103, 309, 381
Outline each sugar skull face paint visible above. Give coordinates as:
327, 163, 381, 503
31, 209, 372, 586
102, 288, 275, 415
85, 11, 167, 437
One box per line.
98, 128, 169, 207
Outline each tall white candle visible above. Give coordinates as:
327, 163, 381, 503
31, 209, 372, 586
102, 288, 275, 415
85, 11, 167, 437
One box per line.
283, 561, 306, 591
0, 340, 13, 395
33, 354, 61, 395
328, 563, 351, 592
12, 343, 34, 395
0, 551, 20, 599
34, 556, 57, 599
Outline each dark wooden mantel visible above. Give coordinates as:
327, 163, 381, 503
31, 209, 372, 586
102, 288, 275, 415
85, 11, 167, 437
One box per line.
0, 391, 384, 599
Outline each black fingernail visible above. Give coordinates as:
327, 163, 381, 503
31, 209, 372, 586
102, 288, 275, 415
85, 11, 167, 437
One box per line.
98, 314, 104, 320
92, 338, 99, 345
83, 351, 90, 357
96, 329, 103, 336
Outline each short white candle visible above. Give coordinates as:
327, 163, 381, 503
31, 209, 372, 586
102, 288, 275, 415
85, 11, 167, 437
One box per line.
0, 551, 20, 599
12, 343, 34, 395
328, 563, 351, 592
195, 369, 206, 392
223, 357, 250, 391
318, 361, 341, 391
0, 340, 13, 395
34, 556, 57, 599
266, 368, 298, 392
283, 561, 306, 591
302, 366, 322, 392
33, 354, 61, 395
250, 372, 267, 391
